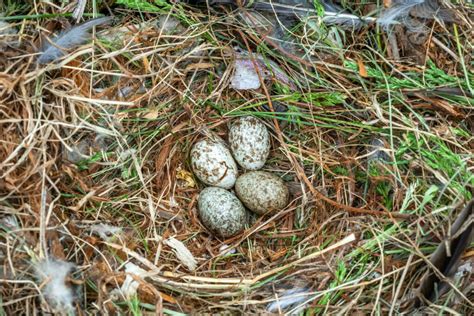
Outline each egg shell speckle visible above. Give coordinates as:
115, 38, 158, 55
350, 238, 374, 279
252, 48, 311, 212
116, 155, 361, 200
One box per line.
235, 171, 289, 215
198, 187, 247, 237
229, 116, 270, 170
191, 138, 238, 189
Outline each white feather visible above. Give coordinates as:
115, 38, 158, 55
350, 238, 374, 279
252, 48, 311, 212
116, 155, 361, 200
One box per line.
320, 0, 374, 29
90, 223, 122, 241
377, 0, 425, 29
35, 260, 75, 313
110, 262, 147, 299
121, 263, 147, 298
267, 287, 311, 312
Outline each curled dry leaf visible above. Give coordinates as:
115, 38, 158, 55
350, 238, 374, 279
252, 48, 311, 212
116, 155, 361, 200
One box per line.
163, 237, 198, 271
230, 50, 293, 90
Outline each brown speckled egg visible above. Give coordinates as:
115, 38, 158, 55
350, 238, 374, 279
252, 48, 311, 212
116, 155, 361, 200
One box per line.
235, 171, 289, 215
190, 138, 238, 189
229, 116, 270, 170
198, 187, 247, 237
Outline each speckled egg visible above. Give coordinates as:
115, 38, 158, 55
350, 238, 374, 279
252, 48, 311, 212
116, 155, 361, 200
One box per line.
229, 116, 270, 170
191, 138, 238, 189
235, 171, 289, 215
198, 187, 247, 237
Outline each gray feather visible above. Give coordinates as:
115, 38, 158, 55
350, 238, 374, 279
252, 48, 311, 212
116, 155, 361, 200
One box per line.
37, 16, 113, 64
249, 1, 375, 29
409, 0, 457, 22
185, 0, 454, 31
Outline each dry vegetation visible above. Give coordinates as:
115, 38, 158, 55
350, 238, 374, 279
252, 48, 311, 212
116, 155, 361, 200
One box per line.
0, 0, 473, 314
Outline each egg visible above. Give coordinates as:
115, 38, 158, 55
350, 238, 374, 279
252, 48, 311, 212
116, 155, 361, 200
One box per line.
198, 187, 247, 237
190, 138, 238, 189
235, 171, 289, 215
229, 116, 270, 170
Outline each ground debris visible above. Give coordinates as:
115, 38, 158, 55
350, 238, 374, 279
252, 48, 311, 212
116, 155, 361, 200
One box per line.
0, 0, 472, 314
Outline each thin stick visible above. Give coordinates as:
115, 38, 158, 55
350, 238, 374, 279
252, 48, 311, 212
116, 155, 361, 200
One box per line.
250, 234, 356, 283
106, 234, 355, 289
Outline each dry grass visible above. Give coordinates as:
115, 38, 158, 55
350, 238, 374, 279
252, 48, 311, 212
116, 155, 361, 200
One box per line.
0, 1, 473, 314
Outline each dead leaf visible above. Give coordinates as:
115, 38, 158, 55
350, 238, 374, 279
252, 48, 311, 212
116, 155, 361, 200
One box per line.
413, 93, 465, 118
0, 74, 15, 96
176, 167, 196, 188
114, 111, 130, 120
184, 62, 214, 72
155, 136, 174, 191
143, 108, 159, 120
268, 247, 289, 261
158, 291, 177, 304
62, 59, 91, 95
357, 58, 368, 78
47, 231, 66, 260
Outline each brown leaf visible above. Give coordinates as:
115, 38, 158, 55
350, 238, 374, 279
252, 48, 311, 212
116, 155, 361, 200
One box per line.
48, 231, 66, 260
413, 93, 465, 118
268, 247, 289, 261
184, 62, 214, 73
83, 236, 99, 261
155, 136, 174, 192
357, 58, 368, 78
61, 59, 91, 95
142, 108, 160, 120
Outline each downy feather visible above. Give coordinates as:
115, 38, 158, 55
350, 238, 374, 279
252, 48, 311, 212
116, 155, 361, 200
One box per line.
409, 0, 456, 22
37, 16, 113, 64
377, 0, 425, 29
35, 259, 76, 312
267, 287, 311, 312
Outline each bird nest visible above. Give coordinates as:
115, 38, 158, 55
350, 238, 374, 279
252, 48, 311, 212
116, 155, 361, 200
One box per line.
0, 1, 473, 314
